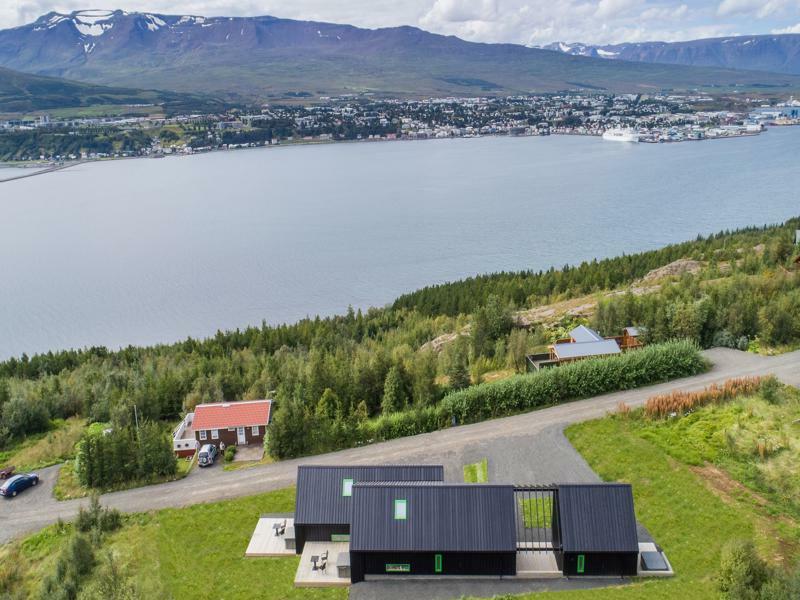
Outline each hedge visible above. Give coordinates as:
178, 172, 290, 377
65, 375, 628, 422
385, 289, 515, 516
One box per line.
356, 340, 707, 444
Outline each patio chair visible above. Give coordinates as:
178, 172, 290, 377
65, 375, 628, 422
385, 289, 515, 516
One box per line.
278, 519, 287, 536
318, 552, 328, 573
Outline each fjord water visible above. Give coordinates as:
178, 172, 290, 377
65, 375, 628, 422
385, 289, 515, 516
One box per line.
2, 128, 799, 359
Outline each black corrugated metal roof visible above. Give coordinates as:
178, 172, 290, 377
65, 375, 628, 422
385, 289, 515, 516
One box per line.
557, 484, 639, 553
294, 465, 444, 526
350, 483, 517, 553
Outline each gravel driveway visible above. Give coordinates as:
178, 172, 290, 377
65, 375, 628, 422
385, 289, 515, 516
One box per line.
1, 348, 797, 545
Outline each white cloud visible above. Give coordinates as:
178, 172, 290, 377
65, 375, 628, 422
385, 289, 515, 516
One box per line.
0, 0, 799, 45
596, 0, 643, 19
421, 0, 498, 23
717, 0, 796, 18
772, 21, 800, 32
641, 3, 689, 21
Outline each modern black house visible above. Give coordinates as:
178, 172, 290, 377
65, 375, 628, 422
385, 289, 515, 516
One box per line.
293, 465, 444, 553
349, 483, 517, 582
554, 484, 640, 576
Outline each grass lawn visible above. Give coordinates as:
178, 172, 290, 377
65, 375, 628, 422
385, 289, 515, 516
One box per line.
463, 458, 489, 483
0, 417, 85, 471
519, 497, 554, 529
224, 452, 275, 472
3, 487, 346, 600
475, 389, 799, 599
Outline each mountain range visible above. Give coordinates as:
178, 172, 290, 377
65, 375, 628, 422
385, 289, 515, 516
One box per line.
541, 34, 800, 76
1, 10, 799, 100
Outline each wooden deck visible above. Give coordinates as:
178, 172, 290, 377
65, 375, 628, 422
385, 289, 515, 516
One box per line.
294, 542, 351, 587
244, 517, 295, 557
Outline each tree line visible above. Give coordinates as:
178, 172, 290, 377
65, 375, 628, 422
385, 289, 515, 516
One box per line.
0, 219, 797, 465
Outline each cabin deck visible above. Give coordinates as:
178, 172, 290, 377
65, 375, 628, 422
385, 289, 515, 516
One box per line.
245, 517, 295, 556
295, 542, 351, 587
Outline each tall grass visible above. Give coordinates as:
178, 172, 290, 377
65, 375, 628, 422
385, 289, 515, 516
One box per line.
644, 376, 764, 419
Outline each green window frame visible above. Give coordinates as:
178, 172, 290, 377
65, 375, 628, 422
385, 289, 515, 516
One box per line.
434, 554, 443, 573
385, 563, 411, 573
342, 478, 354, 497
394, 499, 407, 520
577, 554, 585, 574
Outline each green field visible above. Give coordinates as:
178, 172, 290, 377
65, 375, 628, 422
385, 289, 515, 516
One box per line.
489, 386, 800, 599
0, 487, 346, 599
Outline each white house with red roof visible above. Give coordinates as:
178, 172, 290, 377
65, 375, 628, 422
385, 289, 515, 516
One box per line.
173, 399, 272, 456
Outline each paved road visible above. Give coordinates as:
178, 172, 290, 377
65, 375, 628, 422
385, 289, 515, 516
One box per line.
2, 348, 798, 545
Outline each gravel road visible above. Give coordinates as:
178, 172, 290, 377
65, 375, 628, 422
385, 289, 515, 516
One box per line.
1, 347, 797, 545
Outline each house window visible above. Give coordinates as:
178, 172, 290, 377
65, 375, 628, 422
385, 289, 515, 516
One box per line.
252, 425, 259, 436
434, 554, 443, 573
199, 430, 207, 441
342, 478, 354, 497
394, 499, 407, 520
211, 429, 219, 439
577, 554, 585, 574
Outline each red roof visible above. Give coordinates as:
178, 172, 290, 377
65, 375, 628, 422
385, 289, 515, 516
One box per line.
192, 400, 272, 430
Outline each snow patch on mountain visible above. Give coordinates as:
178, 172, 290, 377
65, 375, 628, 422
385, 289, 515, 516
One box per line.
143, 14, 166, 32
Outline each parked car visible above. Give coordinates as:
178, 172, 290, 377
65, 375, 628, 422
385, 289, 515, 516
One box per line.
198, 444, 218, 467
0, 473, 39, 498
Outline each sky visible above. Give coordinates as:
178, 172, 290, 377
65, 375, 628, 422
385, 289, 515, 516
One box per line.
3, 0, 800, 45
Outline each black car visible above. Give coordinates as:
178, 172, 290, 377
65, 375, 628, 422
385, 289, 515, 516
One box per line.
0, 473, 39, 498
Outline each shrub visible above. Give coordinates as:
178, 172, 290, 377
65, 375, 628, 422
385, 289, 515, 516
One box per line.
759, 376, 783, 405
224, 445, 237, 462
1, 395, 50, 443
271, 340, 706, 458
353, 340, 705, 447
718, 539, 770, 600
442, 340, 707, 426
644, 376, 763, 419
76, 495, 122, 534
40, 533, 96, 600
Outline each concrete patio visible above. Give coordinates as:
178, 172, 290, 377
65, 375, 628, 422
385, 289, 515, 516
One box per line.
516, 552, 561, 578
233, 444, 265, 462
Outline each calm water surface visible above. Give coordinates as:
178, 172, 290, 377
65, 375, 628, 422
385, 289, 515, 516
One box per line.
2, 129, 799, 358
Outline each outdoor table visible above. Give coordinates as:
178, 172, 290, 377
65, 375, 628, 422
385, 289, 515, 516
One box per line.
311, 555, 320, 570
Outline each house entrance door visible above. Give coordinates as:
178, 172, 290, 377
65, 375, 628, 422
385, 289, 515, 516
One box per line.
237, 427, 246, 444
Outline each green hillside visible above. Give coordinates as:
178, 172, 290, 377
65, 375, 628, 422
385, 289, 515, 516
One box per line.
0, 66, 224, 115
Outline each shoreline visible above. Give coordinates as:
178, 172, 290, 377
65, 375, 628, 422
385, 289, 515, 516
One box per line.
0, 160, 86, 183
0, 126, 781, 184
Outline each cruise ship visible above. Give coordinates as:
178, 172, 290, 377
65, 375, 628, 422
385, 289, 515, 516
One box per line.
602, 128, 640, 143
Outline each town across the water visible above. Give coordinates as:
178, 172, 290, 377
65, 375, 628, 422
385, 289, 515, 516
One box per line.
2, 93, 800, 163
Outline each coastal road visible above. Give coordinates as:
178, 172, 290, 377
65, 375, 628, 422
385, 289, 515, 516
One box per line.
2, 348, 799, 545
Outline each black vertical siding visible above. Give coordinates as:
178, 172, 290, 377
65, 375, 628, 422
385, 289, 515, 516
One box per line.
355, 551, 516, 580
562, 552, 638, 576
